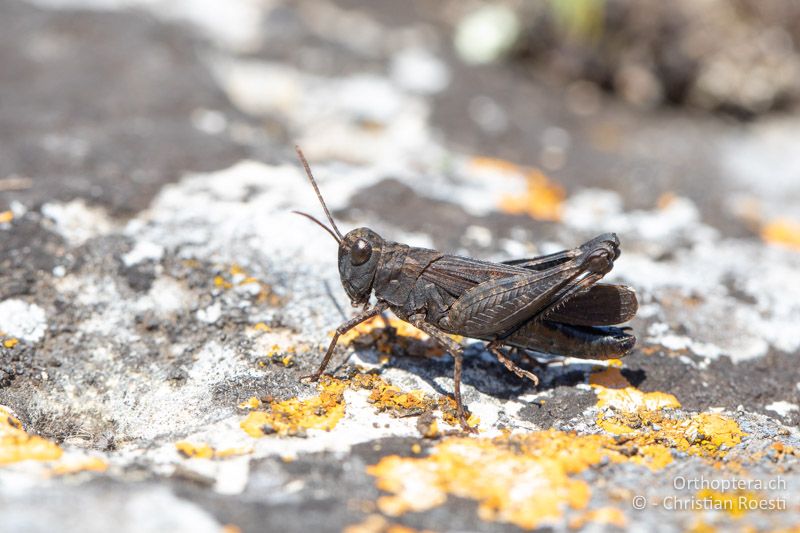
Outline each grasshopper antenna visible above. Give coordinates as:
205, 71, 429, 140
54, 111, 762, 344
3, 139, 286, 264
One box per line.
291, 210, 341, 243
295, 146, 344, 241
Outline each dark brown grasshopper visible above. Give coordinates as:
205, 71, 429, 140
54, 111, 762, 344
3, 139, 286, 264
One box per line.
293, 147, 637, 432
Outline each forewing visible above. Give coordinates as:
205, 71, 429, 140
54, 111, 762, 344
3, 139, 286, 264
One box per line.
545, 284, 637, 326
421, 255, 524, 298
446, 262, 589, 337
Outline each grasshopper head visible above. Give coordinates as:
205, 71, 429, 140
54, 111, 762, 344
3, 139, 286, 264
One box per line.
338, 227, 383, 306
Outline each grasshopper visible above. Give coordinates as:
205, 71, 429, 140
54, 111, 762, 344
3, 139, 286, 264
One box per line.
293, 147, 637, 432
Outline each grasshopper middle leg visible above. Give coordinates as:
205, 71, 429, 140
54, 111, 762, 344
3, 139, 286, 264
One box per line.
410, 317, 476, 433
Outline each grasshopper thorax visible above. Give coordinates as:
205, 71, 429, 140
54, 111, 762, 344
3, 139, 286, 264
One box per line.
338, 227, 384, 306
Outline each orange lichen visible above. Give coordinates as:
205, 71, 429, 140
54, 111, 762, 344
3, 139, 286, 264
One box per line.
241, 376, 348, 437
2, 338, 18, 349
175, 441, 251, 459
686, 519, 718, 533
590, 367, 744, 469
51, 456, 108, 476
418, 419, 440, 439
769, 441, 798, 462
568, 507, 627, 529
498, 168, 565, 222
0, 406, 62, 465
176, 441, 215, 459
213, 446, 253, 458
0, 211, 13, 224
340, 316, 428, 345
212, 264, 283, 305
696, 489, 759, 518
238, 397, 261, 410
589, 366, 635, 390
343, 514, 434, 533
657, 192, 678, 210
213, 275, 233, 289
593, 377, 682, 413
339, 315, 461, 360
363, 365, 750, 528
351, 373, 432, 417
260, 344, 296, 368
366, 415, 750, 531
367, 432, 646, 529
241, 373, 476, 438
470, 156, 524, 174
761, 218, 800, 251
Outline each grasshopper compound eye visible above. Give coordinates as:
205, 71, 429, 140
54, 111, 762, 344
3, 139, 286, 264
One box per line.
351, 239, 372, 266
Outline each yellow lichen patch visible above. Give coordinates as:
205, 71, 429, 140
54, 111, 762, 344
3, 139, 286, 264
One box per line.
686, 519, 718, 533
353, 373, 476, 430
343, 514, 434, 533
498, 169, 565, 222
212, 264, 283, 305
241, 377, 348, 437
590, 368, 744, 467
696, 488, 759, 518
568, 507, 627, 529
241, 373, 477, 438
260, 344, 296, 368
213, 446, 253, 458
351, 373, 432, 418
213, 275, 233, 289
176, 441, 215, 459
339, 315, 458, 359
761, 218, 800, 251
2, 338, 18, 349
419, 419, 440, 439
340, 316, 427, 345
470, 156, 524, 175
367, 432, 650, 529
0, 406, 62, 465
176, 441, 252, 459
238, 396, 261, 410
769, 441, 798, 461
686, 414, 745, 454
657, 192, 678, 210
594, 383, 682, 413
589, 366, 633, 390
253, 322, 272, 332
0, 210, 13, 224
51, 456, 108, 476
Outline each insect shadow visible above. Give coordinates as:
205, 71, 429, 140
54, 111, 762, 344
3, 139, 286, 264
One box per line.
338, 338, 610, 402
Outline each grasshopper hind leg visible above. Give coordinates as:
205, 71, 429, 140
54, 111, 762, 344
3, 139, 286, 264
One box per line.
487, 342, 540, 386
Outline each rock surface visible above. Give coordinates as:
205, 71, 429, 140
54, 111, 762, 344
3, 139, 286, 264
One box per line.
1, 1, 799, 532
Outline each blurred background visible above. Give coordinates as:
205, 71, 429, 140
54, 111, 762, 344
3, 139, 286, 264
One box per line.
1, 0, 799, 243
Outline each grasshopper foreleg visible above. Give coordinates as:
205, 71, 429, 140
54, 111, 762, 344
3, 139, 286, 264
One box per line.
486, 341, 540, 386
302, 301, 388, 382
410, 317, 476, 434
